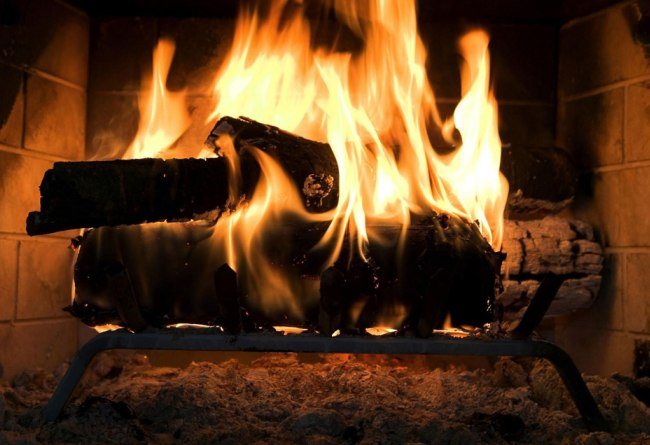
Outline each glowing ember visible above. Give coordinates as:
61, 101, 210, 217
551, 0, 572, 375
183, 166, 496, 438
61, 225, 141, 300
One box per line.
273, 326, 308, 335
365, 327, 398, 336
167, 323, 218, 330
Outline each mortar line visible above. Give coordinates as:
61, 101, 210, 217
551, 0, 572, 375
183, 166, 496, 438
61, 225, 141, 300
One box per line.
0, 233, 73, 242
622, 84, 628, 164
0, 144, 74, 163
560, 0, 636, 31
20, 69, 26, 149
604, 246, 650, 253
0, 60, 87, 92
52, 0, 89, 18
560, 73, 650, 103
591, 158, 650, 173
621, 253, 629, 333
88, 90, 140, 96
10, 317, 76, 326
13, 241, 20, 322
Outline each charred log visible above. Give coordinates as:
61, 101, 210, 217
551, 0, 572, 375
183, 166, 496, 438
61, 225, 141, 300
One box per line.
28, 117, 574, 236
67, 214, 601, 331
26, 158, 231, 236
317, 267, 346, 335
27, 116, 339, 236
71, 214, 502, 334
214, 264, 242, 334
205, 116, 339, 212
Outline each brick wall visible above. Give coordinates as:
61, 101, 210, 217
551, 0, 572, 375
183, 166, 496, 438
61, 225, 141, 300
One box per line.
556, 0, 650, 375
0, 0, 87, 378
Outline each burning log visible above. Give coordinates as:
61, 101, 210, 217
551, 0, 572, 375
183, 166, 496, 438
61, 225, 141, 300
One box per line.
214, 264, 242, 334
27, 117, 574, 236
69, 214, 502, 334
26, 117, 339, 236
317, 267, 346, 335
499, 217, 604, 320
26, 158, 231, 236
67, 215, 601, 333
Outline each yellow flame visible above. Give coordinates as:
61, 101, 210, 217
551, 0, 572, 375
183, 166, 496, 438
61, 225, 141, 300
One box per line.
125, 38, 191, 159
113, 0, 508, 322
209, 1, 507, 258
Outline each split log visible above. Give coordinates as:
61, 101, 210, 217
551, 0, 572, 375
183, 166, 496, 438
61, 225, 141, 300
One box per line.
28, 117, 574, 236
499, 216, 603, 320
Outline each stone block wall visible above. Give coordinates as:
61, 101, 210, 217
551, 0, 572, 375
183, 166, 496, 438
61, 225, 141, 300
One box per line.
556, 0, 650, 375
0, 0, 87, 378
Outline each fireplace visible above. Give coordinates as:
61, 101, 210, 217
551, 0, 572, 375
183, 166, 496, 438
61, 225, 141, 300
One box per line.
1, 0, 650, 442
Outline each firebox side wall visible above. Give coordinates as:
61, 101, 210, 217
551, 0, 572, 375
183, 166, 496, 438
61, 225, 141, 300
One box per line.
0, 0, 88, 378
556, 0, 650, 375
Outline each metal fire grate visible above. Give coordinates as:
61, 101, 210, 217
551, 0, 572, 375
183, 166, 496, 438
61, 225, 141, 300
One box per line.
42, 328, 609, 432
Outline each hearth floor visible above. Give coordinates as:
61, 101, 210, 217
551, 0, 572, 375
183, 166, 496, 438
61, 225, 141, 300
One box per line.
1, 351, 649, 444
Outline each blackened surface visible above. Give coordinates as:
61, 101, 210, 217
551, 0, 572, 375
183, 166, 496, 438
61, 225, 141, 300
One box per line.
500, 145, 576, 202
88, 17, 157, 92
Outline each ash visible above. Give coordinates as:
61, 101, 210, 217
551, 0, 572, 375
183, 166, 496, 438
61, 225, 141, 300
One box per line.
1, 353, 649, 444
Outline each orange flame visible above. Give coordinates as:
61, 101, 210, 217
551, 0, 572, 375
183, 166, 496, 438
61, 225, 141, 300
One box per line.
118, 0, 508, 323
125, 38, 191, 159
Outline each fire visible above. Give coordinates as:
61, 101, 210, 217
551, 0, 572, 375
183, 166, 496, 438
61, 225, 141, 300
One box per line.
207, 0, 507, 254
118, 0, 508, 326
124, 38, 191, 159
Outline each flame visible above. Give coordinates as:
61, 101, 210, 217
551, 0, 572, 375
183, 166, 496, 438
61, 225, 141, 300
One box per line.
125, 38, 191, 159
204, 0, 508, 315
108, 0, 508, 324
209, 1, 507, 256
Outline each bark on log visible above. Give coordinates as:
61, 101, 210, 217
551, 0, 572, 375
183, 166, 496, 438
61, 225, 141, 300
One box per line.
27, 117, 339, 236
26, 158, 230, 236
499, 216, 603, 320
27, 117, 575, 236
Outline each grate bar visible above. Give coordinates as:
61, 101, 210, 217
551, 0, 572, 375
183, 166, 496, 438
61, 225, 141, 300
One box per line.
42, 329, 609, 432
